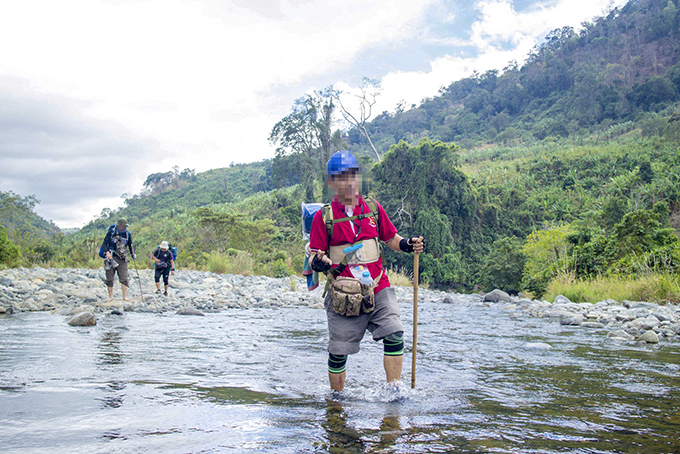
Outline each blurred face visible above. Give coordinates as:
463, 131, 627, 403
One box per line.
328, 168, 361, 203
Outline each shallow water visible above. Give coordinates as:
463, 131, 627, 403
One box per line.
1, 295, 679, 453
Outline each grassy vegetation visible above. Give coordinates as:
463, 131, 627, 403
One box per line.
544, 272, 680, 304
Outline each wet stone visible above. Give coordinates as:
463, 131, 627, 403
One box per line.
636, 330, 660, 344
560, 315, 584, 326
581, 321, 605, 329
67, 311, 97, 326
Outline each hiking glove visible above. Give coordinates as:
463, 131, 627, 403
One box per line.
400, 237, 425, 253
311, 255, 332, 272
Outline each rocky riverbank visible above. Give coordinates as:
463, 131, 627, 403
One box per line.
1, 267, 679, 343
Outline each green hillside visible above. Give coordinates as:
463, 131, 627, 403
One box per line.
0, 191, 61, 264
345, 0, 680, 154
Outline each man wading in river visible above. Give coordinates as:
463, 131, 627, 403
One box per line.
309, 150, 424, 392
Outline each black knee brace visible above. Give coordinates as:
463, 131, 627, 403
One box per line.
328, 353, 347, 374
383, 331, 404, 356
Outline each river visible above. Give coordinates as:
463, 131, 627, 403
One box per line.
1, 294, 678, 453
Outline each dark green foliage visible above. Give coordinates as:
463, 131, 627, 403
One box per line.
479, 237, 526, 294
0, 225, 19, 265
371, 139, 477, 288
613, 202, 678, 258
629, 76, 679, 110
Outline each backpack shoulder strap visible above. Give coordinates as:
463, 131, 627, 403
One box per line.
322, 203, 333, 249
363, 196, 380, 238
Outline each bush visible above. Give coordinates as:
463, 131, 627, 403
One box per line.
0, 225, 19, 265
479, 236, 525, 294
207, 251, 229, 274
262, 258, 294, 278
522, 223, 573, 297
207, 250, 255, 275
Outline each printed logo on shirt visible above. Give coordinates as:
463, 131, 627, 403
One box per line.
368, 216, 377, 229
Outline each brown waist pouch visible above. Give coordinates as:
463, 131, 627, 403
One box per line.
329, 277, 375, 316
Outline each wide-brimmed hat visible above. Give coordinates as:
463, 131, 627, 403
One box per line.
160, 241, 169, 249
116, 218, 128, 227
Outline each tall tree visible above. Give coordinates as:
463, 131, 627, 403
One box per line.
269, 87, 342, 199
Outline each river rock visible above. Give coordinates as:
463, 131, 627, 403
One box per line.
553, 295, 573, 305
177, 306, 205, 316
640, 315, 661, 330
581, 321, 605, 329
560, 315, 584, 325
0, 306, 7, 314
636, 330, 659, 344
651, 310, 673, 322
442, 295, 454, 304
483, 289, 510, 303
525, 342, 552, 349
67, 311, 97, 326
607, 330, 635, 341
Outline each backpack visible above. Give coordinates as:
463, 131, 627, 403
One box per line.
98, 224, 130, 258
154, 243, 178, 262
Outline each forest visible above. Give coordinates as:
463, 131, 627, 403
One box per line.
2, 0, 680, 303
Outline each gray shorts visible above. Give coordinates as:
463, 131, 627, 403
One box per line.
325, 286, 404, 356
105, 256, 129, 287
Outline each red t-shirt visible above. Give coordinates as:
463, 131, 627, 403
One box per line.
309, 196, 397, 294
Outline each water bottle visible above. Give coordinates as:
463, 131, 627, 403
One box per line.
360, 270, 372, 286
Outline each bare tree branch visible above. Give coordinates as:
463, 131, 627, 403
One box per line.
334, 77, 382, 162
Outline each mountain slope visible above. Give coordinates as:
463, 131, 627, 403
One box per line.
346, 0, 680, 155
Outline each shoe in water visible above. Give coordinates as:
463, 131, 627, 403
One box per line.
163, 291, 168, 296
156, 289, 162, 295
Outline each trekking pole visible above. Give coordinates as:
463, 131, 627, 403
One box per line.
132, 255, 145, 303
411, 251, 419, 389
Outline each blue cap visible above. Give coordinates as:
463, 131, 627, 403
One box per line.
327, 150, 359, 176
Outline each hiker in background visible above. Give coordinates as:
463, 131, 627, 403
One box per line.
101, 218, 136, 302
309, 150, 424, 392
152, 241, 175, 296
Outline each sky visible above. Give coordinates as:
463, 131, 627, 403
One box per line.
0, 0, 628, 228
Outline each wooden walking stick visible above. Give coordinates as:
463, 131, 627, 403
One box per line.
132, 255, 145, 303
411, 251, 419, 389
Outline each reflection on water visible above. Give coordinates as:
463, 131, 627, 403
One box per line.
0, 297, 678, 453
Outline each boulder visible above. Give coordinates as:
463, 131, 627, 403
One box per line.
67, 311, 97, 326
636, 330, 659, 344
560, 315, 584, 326
607, 330, 635, 341
176, 306, 205, 316
651, 310, 673, 323
553, 295, 573, 305
641, 315, 661, 330
442, 295, 454, 304
581, 321, 605, 329
483, 289, 511, 303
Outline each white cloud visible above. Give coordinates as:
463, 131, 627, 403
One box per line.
350, 0, 629, 115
